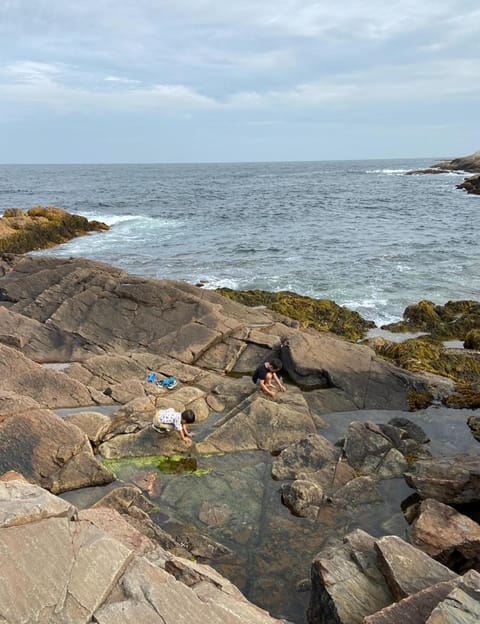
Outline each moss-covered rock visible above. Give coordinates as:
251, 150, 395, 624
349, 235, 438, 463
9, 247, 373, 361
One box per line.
382, 299, 480, 341
407, 391, 435, 411
373, 337, 480, 384
0, 206, 109, 254
443, 383, 480, 409
217, 288, 375, 341
464, 329, 480, 350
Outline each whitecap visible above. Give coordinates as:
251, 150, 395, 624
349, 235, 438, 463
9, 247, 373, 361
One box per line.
366, 169, 409, 174
198, 277, 240, 290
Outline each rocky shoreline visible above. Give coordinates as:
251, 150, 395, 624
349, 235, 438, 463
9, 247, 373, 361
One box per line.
0, 205, 109, 253
406, 149, 480, 195
0, 251, 479, 623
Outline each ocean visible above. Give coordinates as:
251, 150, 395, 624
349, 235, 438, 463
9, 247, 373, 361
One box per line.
1, 159, 478, 326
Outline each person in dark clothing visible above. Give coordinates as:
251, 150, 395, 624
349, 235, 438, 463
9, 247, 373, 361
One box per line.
252, 357, 286, 398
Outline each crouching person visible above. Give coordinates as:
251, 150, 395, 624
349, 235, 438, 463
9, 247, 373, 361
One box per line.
152, 407, 195, 445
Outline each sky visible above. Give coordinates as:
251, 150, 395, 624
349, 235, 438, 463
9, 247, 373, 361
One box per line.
1, 0, 479, 163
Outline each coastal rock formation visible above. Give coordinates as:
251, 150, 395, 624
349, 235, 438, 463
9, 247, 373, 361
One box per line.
0, 254, 447, 421
405, 150, 480, 195
404, 455, 480, 504
307, 529, 461, 624
410, 498, 480, 573
217, 288, 375, 341
432, 151, 480, 173
197, 390, 316, 454
457, 173, 480, 195
363, 571, 480, 624
0, 393, 114, 493
0, 479, 287, 624
272, 418, 429, 519
0, 206, 108, 254
381, 299, 480, 341
0, 252, 478, 621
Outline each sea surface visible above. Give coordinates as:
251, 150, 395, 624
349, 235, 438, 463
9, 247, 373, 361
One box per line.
1, 159, 479, 325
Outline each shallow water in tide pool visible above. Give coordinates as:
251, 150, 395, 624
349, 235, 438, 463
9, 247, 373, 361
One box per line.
60, 405, 480, 623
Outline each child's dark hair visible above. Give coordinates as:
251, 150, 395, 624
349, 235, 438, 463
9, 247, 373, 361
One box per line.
269, 357, 283, 371
181, 409, 195, 424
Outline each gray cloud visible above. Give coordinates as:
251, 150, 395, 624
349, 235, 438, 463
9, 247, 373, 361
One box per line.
0, 0, 479, 161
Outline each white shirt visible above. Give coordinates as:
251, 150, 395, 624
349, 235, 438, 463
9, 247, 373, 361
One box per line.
155, 408, 182, 431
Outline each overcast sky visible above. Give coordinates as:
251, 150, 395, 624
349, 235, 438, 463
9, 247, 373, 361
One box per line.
1, 1, 479, 163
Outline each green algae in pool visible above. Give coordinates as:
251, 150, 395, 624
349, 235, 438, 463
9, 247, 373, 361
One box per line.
103, 455, 211, 475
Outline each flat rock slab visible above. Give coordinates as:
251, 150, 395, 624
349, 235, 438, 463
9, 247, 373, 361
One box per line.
197, 392, 316, 453
425, 569, 480, 624
0, 479, 77, 528
363, 578, 461, 624
375, 535, 458, 601
308, 529, 393, 624
0, 480, 287, 624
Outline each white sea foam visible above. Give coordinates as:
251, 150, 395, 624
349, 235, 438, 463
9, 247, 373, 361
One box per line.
83, 213, 176, 227
81, 213, 140, 226
366, 169, 409, 174
195, 276, 240, 290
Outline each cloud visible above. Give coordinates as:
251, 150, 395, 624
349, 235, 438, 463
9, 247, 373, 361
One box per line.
0, 62, 218, 113
0, 1, 479, 160
3, 60, 64, 84
104, 76, 141, 85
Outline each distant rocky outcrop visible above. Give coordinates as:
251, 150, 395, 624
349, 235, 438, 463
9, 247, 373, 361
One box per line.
457, 173, 480, 195
0, 206, 109, 253
405, 150, 480, 195
432, 151, 480, 173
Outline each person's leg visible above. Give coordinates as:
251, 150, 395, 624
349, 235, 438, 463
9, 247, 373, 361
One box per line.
264, 372, 274, 387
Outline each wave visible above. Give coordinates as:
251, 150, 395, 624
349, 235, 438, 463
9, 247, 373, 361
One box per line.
80, 213, 178, 228
366, 169, 410, 174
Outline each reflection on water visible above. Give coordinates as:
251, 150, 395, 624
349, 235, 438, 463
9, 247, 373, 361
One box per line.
60, 405, 479, 624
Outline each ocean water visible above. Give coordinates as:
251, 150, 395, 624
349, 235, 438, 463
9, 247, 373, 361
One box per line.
1, 159, 479, 326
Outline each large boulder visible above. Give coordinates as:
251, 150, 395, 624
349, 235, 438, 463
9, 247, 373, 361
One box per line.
0, 395, 114, 493
308, 529, 393, 624
280, 331, 434, 409
375, 535, 458, 601
405, 455, 480, 504
410, 498, 480, 573
308, 530, 459, 624
457, 173, 480, 195
271, 434, 338, 481
343, 422, 407, 479
425, 569, 480, 623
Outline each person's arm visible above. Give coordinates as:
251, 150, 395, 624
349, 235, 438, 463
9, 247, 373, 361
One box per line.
272, 372, 286, 392
180, 423, 193, 445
